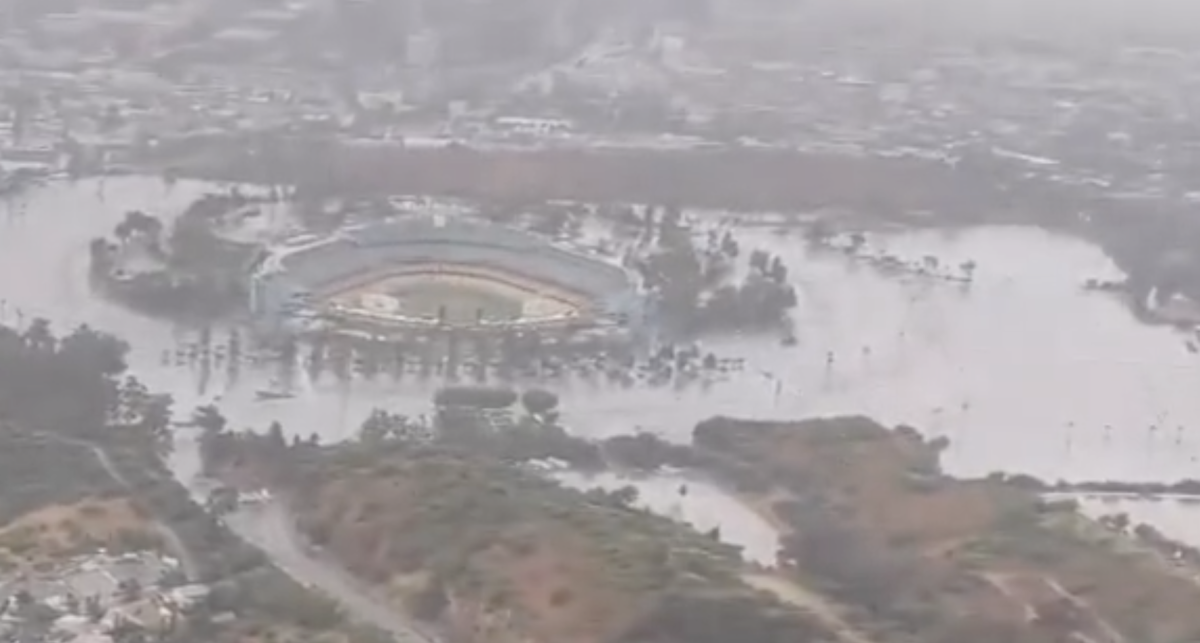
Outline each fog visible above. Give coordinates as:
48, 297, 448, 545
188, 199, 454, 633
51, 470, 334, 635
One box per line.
7, 1, 1200, 641
728, 0, 1200, 40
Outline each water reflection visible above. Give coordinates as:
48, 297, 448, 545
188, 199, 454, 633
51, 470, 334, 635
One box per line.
2, 177, 1200, 483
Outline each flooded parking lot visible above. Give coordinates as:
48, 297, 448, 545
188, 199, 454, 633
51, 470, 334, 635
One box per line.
3, 176, 1200, 487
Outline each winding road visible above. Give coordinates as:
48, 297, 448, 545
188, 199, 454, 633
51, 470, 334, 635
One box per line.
223, 500, 438, 643
168, 430, 437, 642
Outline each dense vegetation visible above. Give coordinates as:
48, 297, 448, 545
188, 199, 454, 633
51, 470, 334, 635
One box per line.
0, 320, 132, 438
0, 319, 387, 643
0, 319, 257, 575
89, 197, 261, 321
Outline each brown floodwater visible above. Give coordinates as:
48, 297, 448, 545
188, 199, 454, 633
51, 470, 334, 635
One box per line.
3, 176, 1199, 488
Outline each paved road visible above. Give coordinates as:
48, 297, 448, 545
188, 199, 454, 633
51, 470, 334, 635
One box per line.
223, 501, 438, 643
29, 430, 203, 580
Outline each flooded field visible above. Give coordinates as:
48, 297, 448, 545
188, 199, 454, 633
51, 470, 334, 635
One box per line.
3, 176, 1200, 487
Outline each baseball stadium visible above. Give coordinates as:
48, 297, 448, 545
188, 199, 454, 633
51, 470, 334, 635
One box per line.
247, 214, 645, 339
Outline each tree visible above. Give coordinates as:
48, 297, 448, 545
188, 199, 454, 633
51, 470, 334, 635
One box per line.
610, 485, 639, 507
265, 421, 286, 451
192, 405, 226, 434
21, 317, 55, 353
117, 376, 150, 425
769, 257, 788, 284
520, 389, 559, 417
141, 394, 174, 452
749, 250, 769, 274
358, 410, 392, 445
60, 325, 129, 379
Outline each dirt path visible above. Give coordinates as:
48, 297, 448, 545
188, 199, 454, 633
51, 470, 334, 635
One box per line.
741, 573, 878, 643
1042, 576, 1126, 643
985, 571, 1126, 643
28, 429, 203, 581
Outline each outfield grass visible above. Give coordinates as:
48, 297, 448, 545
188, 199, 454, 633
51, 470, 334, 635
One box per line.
390, 281, 526, 323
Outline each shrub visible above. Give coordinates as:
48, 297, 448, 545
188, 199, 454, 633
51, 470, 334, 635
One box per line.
520, 389, 559, 415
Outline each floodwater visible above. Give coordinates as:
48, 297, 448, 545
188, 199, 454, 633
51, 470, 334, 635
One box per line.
8, 174, 1200, 598
1068, 494, 1200, 551
551, 467, 780, 566
4, 178, 1200, 488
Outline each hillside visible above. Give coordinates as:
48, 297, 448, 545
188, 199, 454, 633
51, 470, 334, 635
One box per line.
214, 436, 841, 643
0, 426, 164, 568
694, 416, 1200, 643
0, 427, 123, 527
